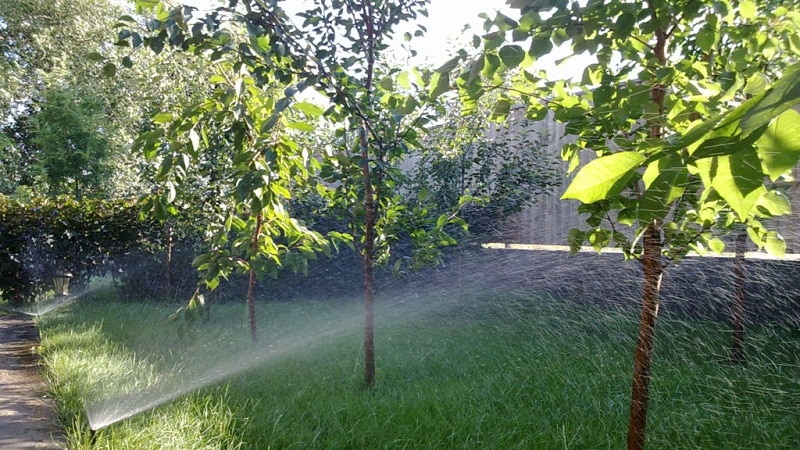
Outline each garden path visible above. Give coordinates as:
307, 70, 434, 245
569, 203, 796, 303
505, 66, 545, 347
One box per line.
0, 313, 64, 449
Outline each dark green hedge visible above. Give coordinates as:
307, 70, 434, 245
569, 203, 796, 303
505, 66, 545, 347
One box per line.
0, 196, 160, 305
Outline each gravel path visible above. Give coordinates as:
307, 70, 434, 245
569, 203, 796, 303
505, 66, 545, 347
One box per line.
0, 313, 64, 449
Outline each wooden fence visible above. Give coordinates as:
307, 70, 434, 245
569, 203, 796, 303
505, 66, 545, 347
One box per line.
494, 107, 800, 255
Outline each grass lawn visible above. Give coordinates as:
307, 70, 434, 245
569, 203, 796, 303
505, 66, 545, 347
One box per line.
35, 288, 799, 449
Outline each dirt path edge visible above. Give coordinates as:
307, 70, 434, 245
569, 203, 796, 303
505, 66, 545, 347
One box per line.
0, 312, 65, 449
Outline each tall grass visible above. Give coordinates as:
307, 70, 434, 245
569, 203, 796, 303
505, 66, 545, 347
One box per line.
35, 289, 799, 449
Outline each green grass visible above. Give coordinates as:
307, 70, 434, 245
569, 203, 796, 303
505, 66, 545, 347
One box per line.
34, 288, 799, 449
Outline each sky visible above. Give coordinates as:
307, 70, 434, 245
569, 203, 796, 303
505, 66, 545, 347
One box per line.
182, 0, 590, 80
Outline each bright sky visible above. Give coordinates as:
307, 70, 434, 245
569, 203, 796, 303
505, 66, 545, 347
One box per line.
409, 0, 591, 79
182, 0, 590, 80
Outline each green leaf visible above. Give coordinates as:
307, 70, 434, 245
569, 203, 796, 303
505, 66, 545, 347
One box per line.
764, 231, 786, 256
153, 112, 173, 124
429, 71, 450, 99
614, 12, 635, 39
528, 33, 552, 58
708, 238, 725, 253
490, 99, 512, 121
435, 55, 461, 73
102, 63, 117, 77
561, 151, 645, 204
754, 190, 791, 217
756, 109, 800, 180
710, 147, 766, 219
670, 65, 800, 159
739, 64, 800, 136
286, 121, 315, 132
744, 72, 768, 96
189, 127, 201, 152
567, 228, 585, 253
639, 153, 688, 222
379, 77, 393, 90
295, 102, 324, 117
498, 45, 526, 69
696, 26, 717, 52
739, 0, 756, 19
86, 52, 104, 62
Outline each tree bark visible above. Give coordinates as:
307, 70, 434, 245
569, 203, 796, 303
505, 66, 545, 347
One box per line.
731, 230, 747, 363
627, 221, 664, 450
247, 212, 263, 345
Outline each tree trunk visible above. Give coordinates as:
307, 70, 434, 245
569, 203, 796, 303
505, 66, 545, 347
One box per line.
165, 224, 173, 299
359, 0, 377, 389
361, 122, 376, 388
627, 222, 663, 450
731, 230, 747, 363
627, 11, 668, 447
247, 212, 263, 345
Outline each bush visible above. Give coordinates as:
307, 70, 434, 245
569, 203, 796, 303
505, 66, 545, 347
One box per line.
0, 196, 160, 305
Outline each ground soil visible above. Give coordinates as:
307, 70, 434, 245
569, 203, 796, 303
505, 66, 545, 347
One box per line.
0, 312, 64, 449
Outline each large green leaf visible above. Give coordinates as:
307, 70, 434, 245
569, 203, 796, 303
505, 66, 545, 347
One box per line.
739, 64, 800, 136
498, 45, 526, 69
710, 146, 766, 219
639, 153, 688, 222
669, 65, 800, 159
754, 190, 791, 217
756, 109, 800, 181
429, 71, 450, 99
561, 151, 645, 203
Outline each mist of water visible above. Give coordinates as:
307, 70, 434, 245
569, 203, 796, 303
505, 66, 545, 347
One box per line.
84, 301, 367, 430
64, 244, 799, 445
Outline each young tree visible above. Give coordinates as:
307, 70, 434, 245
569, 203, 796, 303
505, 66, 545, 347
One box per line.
123, 0, 464, 383
452, 1, 800, 448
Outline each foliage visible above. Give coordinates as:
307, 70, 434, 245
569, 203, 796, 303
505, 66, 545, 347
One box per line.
453, 0, 800, 259
406, 97, 562, 235
0, 196, 158, 305
449, 1, 800, 448
121, 0, 476, 359
29, 88, 112, 199
0, 0, 216, 199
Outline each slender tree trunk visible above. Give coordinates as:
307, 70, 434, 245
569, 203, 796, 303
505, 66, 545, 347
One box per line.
247, 212, 263, 345
626, 12, 668, 448
731, 230, 747, 363
359, 0, 377, 388
627, 221, 664, 450
361, 121, 376, 388
165, 224, 173, 299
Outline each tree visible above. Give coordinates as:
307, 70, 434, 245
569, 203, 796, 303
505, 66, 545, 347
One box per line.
123, 0, 469, 384
405, 94, 562, 236
0, 0, 216, 199
452, 1, 800, 448
30, 87, 111, 199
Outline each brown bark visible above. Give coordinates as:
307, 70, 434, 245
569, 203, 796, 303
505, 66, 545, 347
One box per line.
247, 212, 263, 345
731, 230, 747, 363
627, 222, 664, 450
